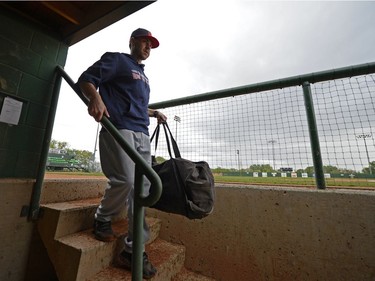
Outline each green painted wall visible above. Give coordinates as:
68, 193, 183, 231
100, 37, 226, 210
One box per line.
0, 9, 68, 178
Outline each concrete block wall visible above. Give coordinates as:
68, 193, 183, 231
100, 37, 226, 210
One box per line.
0, 9, 68, 178
148, 184, 375, 281
0, 8, 69, 281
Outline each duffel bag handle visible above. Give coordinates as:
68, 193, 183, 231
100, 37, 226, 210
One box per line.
162, 122, 181, 158
150, 122, 160, 152
150, 122, 181, 159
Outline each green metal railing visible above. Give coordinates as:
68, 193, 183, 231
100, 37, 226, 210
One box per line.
29, 61, 375, 279
150, 62, 375, 189
29, 72, 62, 220
36, 66, 162, 281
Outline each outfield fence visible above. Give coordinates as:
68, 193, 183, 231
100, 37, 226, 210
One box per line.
149, 62, 375, 189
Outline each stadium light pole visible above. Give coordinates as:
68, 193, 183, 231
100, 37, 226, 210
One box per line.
236, 149, 241, 175
268, 140, 277, 171
174, 115, 181, 140
93, 123, 100, 162
356, 133, 372, 175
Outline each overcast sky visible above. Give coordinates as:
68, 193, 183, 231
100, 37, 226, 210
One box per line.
52, 0, 375, 164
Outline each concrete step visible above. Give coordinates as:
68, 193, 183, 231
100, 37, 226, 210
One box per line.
54, 220, 123, 281
87, 239, 186, 281
37, 178, 215, 281
41, 178, 107, 204
37, 197, 162, 281
172, 267, 216, 281
39, 198, 101, 239
40, 217, 162, 281
39, 198, 161, 241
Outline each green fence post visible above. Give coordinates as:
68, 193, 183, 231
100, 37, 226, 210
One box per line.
302, 81, 326, 189
132, 165, 145, 281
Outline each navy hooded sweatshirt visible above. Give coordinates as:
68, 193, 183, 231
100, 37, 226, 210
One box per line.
77, 52, 151, 135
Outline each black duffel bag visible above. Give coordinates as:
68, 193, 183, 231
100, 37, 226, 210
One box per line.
149, 122, 215, 219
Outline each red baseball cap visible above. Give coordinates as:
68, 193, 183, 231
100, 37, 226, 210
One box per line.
130, 28, 159, 49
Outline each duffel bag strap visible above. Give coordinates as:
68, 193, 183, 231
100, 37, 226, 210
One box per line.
151, 122, 182, 159
162, 122, 181, 158
150, 123, 161, 154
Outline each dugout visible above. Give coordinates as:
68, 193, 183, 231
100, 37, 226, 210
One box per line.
0, 2, 155, 280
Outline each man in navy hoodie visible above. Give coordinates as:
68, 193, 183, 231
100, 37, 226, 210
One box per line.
78, 28, 167, 279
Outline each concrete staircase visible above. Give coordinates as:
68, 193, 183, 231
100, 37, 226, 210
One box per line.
37, 183, 215, 281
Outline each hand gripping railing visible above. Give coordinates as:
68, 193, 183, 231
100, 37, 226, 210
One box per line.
56, 66, 162, 281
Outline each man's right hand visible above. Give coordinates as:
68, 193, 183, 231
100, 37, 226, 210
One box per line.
79, 82, 110, 122
88, 95, 110, 122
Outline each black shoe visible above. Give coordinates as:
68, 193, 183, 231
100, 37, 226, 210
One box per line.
118, 250, 157, 279
93, 219, 116, 242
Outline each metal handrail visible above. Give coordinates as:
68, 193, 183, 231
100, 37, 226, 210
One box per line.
29, 72, 62, 220
56, 66, 162, 281
150, 62, 375, 109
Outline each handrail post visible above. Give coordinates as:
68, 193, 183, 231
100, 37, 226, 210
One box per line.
302, 81, 326, 189
29, 73, 62, 220
132, 166, 144, 281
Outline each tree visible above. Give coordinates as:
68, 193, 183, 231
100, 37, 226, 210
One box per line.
248, 164, 273, 172
323, 165, 340, 174
50, 140, 69, 150
304, 166, 315, 174
49, 139, 94, 172
337, 168, 357, 174
212, 167, 232, 173
362, 161, 375, 174
298, 165, 357, 175
71, 149, 93, 167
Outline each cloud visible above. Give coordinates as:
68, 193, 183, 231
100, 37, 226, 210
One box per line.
151, 73, 375, 171
53, 0, 375, 172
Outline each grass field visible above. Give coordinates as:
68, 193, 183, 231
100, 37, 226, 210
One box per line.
45, 172, 375, 190
214, 175, 375, 190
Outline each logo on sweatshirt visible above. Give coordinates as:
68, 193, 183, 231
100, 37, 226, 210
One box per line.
132, 70, 149, 84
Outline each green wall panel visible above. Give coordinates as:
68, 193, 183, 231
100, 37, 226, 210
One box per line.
15, 151, 40, 178
0, 64, 22, 95
19, 74, 52, 104
0, 149, 17, 177
3, 125, 44, 153
26, 103, 49, 129
0, 37, 41, 75
31, 32, 60, 61
0, 8, 68, 178
0, 9, 33, 47
0, 124, 8, 147
39, 58, 57, 81
57, 44, 69, 66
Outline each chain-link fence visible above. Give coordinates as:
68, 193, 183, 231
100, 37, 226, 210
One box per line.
150, 63, 375, 189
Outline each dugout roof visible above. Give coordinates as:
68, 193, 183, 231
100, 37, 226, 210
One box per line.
0, 1, 154, 46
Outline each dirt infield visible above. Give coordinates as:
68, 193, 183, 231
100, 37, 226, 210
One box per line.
44, 172, 106, 179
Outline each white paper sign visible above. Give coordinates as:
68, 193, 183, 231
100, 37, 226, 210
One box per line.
0, 97, 23, 125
